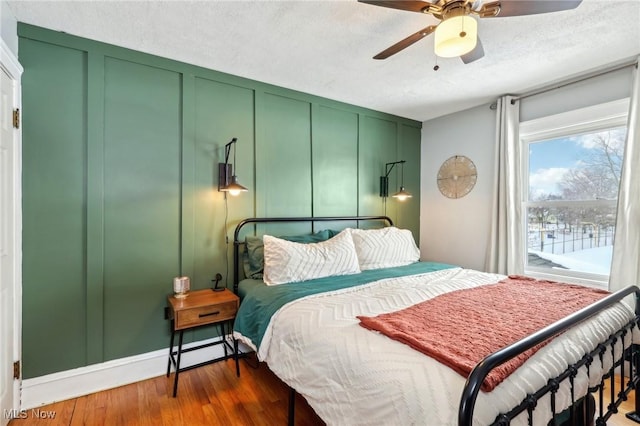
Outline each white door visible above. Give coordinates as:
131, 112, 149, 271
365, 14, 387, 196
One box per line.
0, 64, 20, 425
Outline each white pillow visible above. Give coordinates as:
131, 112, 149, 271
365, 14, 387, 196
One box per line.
348, 227, 420, 270
263, 229, 361, 285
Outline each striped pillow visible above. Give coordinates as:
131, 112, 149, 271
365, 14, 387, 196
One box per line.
263, 229, 361, 285
349, 227, 420, 270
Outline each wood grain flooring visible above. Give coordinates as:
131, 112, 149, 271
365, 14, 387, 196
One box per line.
596, 376, 640, 426
7, 354, 640, 425
9, 354, 324, 426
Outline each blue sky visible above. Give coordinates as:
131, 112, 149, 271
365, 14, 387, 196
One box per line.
528, 127, 626, 199
529, 138, 582, 171
528, 137, 587, 198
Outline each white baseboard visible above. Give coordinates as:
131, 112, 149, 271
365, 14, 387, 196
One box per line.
21, 337, 250, 409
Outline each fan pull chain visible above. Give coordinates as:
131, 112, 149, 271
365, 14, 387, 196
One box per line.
433, 57, 440, 71
460, 17, 467, 38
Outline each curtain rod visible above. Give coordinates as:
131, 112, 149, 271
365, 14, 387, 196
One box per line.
510, 59, 639, 104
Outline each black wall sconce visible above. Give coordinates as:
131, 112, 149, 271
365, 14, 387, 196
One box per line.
218, 137, 248, 196
380, 160, 412, 201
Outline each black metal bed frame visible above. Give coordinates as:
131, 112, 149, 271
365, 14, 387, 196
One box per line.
232, 215, 640, 426
460, 286, 640, 426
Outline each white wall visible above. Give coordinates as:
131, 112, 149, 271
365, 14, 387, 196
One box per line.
420, 64, 635, 271
520, 66, 633, 122
420, 103, 497, 271
1, 0, 18, 56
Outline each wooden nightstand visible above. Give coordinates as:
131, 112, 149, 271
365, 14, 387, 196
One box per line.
166, 288, 240, 397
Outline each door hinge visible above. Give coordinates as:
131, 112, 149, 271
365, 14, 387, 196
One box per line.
12, 108, 20, 129
13, 361, 20, 380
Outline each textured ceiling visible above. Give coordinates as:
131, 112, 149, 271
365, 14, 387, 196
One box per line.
7, 0, 640, 121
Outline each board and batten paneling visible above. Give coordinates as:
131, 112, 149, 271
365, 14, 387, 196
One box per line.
359, 116, 398, 226
257, 93, 312, 217
188, 77, 255, 341
102, 57, 182, 360
397, 124, 422, 239
312, 105, 359, 217
20, 38, 88, 378
18, 22, 421, 378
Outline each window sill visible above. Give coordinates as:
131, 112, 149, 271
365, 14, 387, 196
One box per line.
524, 268, 609, 291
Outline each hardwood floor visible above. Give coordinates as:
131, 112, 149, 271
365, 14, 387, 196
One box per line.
596, 376, 640, 426
9, 354, 324, 426
7, 355, 640, 425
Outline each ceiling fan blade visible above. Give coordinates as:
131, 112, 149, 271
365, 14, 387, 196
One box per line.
460, 38, 484, 64
358, 1, 431, 13
484, 0, 583, 17
373, 25, 437, 59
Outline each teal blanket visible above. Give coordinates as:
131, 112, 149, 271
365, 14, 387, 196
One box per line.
233, 261, 457, 350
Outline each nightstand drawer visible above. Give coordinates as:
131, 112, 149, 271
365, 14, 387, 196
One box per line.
175, 300, 237, 329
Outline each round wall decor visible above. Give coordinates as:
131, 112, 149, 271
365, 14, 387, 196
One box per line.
437, 155, 477, 199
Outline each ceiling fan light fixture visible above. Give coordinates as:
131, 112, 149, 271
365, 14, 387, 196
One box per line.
434, 15, 477, 58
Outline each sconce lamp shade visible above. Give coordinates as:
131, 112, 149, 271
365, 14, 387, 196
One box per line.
392, 186, 412, 201
434, 15, 477, 58
222, 175, 248, 196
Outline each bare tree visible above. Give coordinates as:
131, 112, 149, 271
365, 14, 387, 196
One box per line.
559, 130, 625, 201
557, 129, 625, 230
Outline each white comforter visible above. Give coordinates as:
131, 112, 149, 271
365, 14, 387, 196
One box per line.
236, 268, 635, 426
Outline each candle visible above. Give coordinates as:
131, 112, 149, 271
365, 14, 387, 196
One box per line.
173, 276, 190, 298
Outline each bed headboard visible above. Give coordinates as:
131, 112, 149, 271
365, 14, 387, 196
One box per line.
232, 215, 393, 294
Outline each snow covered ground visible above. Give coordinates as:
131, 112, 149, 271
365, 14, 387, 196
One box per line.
529, 246, 612, 275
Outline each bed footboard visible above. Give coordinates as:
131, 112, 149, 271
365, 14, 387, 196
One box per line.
459, 285, 640, 426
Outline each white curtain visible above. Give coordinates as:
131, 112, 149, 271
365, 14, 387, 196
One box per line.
485, 95, 524, 275
610, 59, 640, 292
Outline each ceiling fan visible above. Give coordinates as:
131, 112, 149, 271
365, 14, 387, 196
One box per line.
359, 0, 583, 63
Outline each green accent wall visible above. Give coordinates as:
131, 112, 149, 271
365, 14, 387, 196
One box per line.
102, 58, 182, 360
313, 105, 359, 217
21, 38, 88, 374
18, 23, 422, 378
258, 93, 312, 218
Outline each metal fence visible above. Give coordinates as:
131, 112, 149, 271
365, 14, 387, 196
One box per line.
527, 223, 615, 255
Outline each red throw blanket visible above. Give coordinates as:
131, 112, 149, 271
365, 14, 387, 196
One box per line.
357, 275, 609, 391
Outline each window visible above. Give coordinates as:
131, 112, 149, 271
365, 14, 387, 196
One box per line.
520, 99, 629, 287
